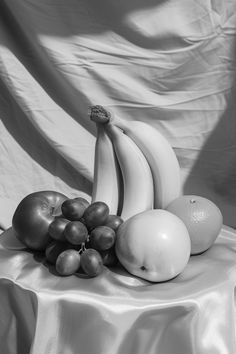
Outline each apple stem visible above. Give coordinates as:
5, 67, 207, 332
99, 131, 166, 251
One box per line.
140, 265, 147, 271
190, 199, 196, 204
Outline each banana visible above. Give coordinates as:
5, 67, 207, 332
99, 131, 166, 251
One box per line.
105, 123, 154, 221
91, 124, 121, 215
111, 116, 181, 209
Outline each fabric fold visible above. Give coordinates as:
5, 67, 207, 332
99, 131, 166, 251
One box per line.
0, 226, 236, 353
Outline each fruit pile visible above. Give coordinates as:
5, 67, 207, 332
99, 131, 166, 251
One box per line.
11, 105, 223, 283
88, 105, 223, 282
12, 192, 123, 277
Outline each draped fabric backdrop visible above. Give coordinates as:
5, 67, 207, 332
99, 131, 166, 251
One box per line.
0, 0, 236, 230
1, 3, 236, 354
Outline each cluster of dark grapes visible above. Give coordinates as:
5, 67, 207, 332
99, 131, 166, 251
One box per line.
45, 197, 123, 277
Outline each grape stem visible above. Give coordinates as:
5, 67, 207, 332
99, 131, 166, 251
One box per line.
78, 242, 87, 254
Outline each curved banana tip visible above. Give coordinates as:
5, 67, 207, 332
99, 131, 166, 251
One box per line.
89, 105, 111, 124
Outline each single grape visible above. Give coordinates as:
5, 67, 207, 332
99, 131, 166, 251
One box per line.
105, 215, 123, 232
61, 198, 88, 221
56, 249, 81, 276
45, 241, 69, 264
73, 197, 90, 209
80, 249, 103, 277
48, 217, 70, 242
83, 201, 109, 230
90, 226, 116, 251
64, 221, 88, 245
100, 247, 119, 267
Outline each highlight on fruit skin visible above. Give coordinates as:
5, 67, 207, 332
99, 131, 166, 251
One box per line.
89, 105, 111, 124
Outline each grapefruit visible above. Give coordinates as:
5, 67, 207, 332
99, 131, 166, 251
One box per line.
166, 195, 223, 255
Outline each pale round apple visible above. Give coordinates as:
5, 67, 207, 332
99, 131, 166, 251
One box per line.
116, 209, 191, 282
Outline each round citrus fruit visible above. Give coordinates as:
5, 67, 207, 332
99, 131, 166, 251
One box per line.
116, 209, 191, 282
166, 195, 223, 255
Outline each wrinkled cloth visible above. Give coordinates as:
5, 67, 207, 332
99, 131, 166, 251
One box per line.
0, 225, 236, 354
0, 1, 236, 230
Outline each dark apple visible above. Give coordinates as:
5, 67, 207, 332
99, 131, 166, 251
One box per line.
12, 191, 68, 251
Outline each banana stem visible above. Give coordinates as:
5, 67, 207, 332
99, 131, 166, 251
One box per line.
89, 105, 131, 135
89, 105, 111, 124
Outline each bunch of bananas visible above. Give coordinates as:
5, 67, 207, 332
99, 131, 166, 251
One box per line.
90, 105, 181, 221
